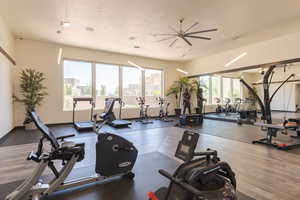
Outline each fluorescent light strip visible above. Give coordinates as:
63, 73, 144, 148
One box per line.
128, 61, 144, 71
176, 68, 188, 75
57, 48, 63, 65
225, 52, 247, 67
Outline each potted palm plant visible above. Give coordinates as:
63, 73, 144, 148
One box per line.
192, 79, 206, 114
167, 77, 193, 116
167, 85, 181, 116
14, 68, 48, 130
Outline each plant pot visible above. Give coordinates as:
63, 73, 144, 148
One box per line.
25, 122, 37, 131
195, 107, 202, 114
174, 108, 182, 117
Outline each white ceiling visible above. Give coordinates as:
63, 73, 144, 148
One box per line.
1, 0, 300, 61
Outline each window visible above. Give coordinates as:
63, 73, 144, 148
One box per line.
222, 77, 232, 102
211, 76, 221, 104
95, 63, 119, 108
232, 79, 241, 99
145, 69, 163, 106
197, 75, 242, 105
64, 60, 92, 110
122, 66, 142, 107
63, 60, 164, 110
200, 76, 210, 103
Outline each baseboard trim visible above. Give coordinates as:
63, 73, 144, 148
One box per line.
12, 115, 178, 129
0, 127, 20, 145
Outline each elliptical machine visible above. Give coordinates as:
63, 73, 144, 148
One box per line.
6, 109, 138, 200
148, 130, 237, 200
157, 97, 173, 122
136, 97, 153, 124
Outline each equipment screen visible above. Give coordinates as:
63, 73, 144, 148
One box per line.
180, 144, 190, 154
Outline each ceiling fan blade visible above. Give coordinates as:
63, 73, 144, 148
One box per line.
153, 33, 177, 36
186, 28, 218, 35
155, 36, 176, 42
169, 26, 179, 34
183, 22, 199, 34
169, 38, 178, 47
185, 35, 211, 40
181, 37, 192, 46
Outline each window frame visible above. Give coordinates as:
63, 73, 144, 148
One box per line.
62, 58, 164, 110
198, 75, 242, 105
62, 59, 93, 111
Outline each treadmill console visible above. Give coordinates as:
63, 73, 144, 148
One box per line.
175, 131, 199, 162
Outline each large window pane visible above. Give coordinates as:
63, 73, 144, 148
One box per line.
122, 66, 142, 107
232, 79, 241, 99
200, 76, 210, 103
145, 69, 162, 106
222, 77, 232, 102
211, 76, 221, 104
64, 60, 92, 110
95, 63, 119, 108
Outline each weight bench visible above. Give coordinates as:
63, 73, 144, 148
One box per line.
253, 122, 300, 150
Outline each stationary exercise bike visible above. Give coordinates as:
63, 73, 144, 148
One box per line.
136, 97, 153, 124
215, 98, 224, 114
148, 131, 237, 200
6, 108, 138, 200
157, 97, 173, 122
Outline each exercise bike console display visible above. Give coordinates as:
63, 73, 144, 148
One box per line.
175, 131, 199, 162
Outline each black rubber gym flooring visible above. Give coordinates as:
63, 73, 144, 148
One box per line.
0, 152, 254, 200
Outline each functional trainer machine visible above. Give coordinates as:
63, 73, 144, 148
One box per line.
241, 65, 300, 150
6, 111, 138, 200
156, 97, 173, 122
148, 130, 237, 200
72, 97, 95, 131
136, 97, 153, 124
101, 98, 132, 128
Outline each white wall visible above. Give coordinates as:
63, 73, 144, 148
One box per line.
0, 16, 15, 138
14, 39, 183, 125
185, 30, 300, 76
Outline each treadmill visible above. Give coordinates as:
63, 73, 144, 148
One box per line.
102, 98, 132, 128
73, 97, 95, 131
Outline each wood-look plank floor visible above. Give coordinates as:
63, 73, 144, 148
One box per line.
1, 126, 300, 200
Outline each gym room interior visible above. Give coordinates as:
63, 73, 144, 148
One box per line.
1, 1, 300, 200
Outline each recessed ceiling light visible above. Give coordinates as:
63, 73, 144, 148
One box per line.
56, 30, 62, 34
134, 45, 140, 49
61, 21, 71, 28
129, 36, 136, 40
86, 27, 95, 32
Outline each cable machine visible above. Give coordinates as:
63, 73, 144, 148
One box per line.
240, 65, 300, 150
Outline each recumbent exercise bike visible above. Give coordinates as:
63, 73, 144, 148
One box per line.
6, 107, 138, 200
148, 131, 237, 200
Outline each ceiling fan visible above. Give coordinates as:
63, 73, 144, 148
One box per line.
154, 19, 217, 47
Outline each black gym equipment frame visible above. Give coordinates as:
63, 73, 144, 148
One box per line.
5, 111, 137, 200
240, 65, 300, 150
102, 98, 132, 128
72, 97, 95, 131
148, 131, 236, 200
